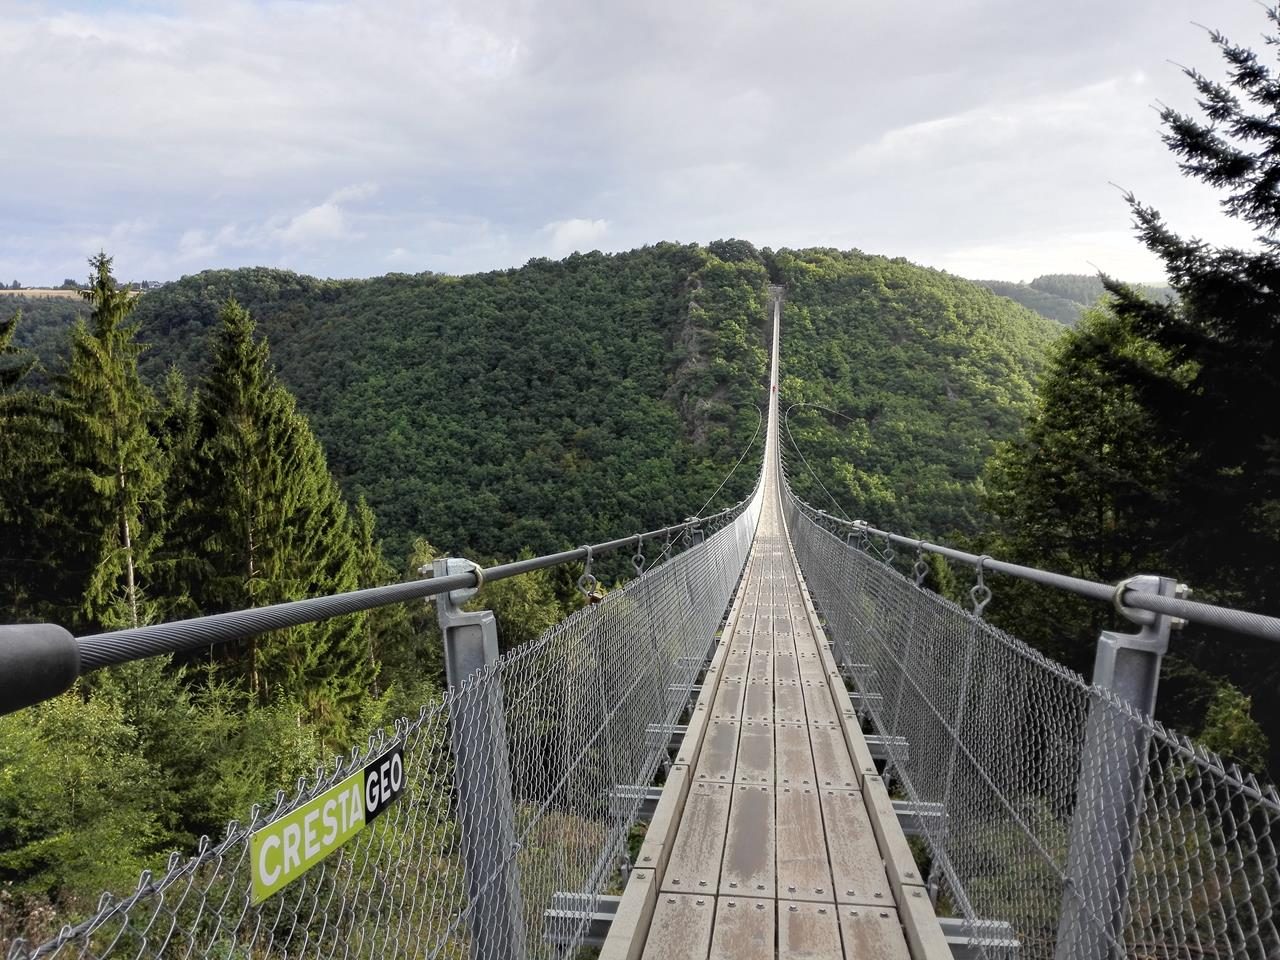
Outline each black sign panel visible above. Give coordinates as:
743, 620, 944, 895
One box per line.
363, 745, 405, 823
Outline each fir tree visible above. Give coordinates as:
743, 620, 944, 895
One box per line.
54, 254, 166, 629
0, 312, 61, 620
180, 300, 375, 732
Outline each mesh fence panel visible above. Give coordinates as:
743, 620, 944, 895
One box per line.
785, 496, 1280, 960
8, 491, 760, 960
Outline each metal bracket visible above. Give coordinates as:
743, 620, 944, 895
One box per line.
433, 557, 497, 690
1093, 574, 1177, 716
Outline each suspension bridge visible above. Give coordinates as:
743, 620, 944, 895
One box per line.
1, 293, 1278, 959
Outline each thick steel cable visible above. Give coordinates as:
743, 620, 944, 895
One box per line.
789, 490, 1280, 644
74, 504, 746, 673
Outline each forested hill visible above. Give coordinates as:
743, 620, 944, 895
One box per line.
976, 273, 1176, 326
7, 242, 1059, 562
775, 249, 1061, 538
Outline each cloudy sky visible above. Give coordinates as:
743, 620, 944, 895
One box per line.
0, 0, 1269, 285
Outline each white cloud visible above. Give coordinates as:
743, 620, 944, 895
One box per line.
541, 218, 609, 257
0, 0, 1272, 283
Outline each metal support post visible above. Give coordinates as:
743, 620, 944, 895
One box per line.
434, 558, 528, 960
1055, 575, 1179, 960
687, 517, 705, 547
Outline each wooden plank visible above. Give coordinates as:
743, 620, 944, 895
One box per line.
820, 788, 895, 906
802, 679, 840, 725
775, 785, 834, 902
862, 775, 926, 889
712, 677, 745, 721
774, 722, 816, 787
838, 905, 911, 960
836, 703, 879, 786
641, 893, 715, 960
748, 650, 774, 683
898, 886, 954, 960
720, 784, 775, 896
636, 766, 691, 878
734, 720, 774, 784
809, 722, 858, 790
774, 682, 807, 723
723, 651, 752, 680
708, 897, 773, 960
598, 868, 657, 960
797, 652, 828, 681
774, 651, 801, 683
693, 720, 739, 784
743, 678, 773, 721
776, 900, 842, 958
673, 701, 711, 769
662, 781, 732, 893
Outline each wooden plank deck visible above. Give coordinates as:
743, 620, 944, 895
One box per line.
602, 293, 947, 959
602, 464, 949, 959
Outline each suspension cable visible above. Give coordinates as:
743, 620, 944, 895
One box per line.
693, 405, 764, 519
782, 400, 853, 521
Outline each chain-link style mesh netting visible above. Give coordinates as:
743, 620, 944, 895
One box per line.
786, 496, 1280, 960
8, 493, 761, 960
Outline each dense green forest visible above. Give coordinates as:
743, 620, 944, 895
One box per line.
774, 249, 1061, 538
0, 240, 1057, 943
976, 273, 1176, 326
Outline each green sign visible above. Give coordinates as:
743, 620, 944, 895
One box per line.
250, 745, 404, 903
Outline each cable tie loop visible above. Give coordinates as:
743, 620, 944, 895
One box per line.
913, 541, 928, 587
970, 555, 992, 617
577, 545, 603, 603
883, 533, 895, 565
632, 534, 646, 576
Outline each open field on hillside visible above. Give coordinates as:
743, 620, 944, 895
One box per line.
0, 288, 82, 299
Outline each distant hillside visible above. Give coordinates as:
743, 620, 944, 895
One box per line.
775, 249, 1061, 537
975, 273, 1175, 326
4, 242, 1059, 559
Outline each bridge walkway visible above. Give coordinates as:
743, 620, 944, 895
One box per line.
601, 296, 950, 958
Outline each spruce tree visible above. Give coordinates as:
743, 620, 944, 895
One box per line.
180, 300, 375, 731
1103, 10, 1280, 612
54, 254, 166, 629
0, 312, 62, 620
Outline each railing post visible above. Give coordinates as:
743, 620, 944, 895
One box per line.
1055, 575, 1178, 960
434, 558, 528, 960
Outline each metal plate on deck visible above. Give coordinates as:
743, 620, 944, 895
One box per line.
775, 722, 816, 787
777, 900, 842, 957
708, 897, 773, 960
720, 784, 774, 896
809, 720, 858, 789
820, 788, 894, 905
734, 721, 774, 784
839, 905, 911, 960
641, 893, 715, 960
662, 782, 731, 893
694, 720, 739, 783
776, 786, 834, 902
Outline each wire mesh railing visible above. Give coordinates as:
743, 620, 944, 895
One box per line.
6, 488, 761, 960
784, 492, 1280, 960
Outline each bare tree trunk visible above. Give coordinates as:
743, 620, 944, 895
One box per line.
119, 460, 139, 628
